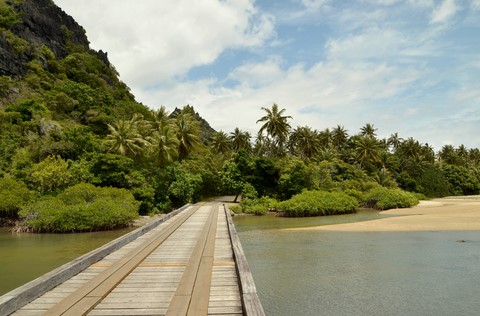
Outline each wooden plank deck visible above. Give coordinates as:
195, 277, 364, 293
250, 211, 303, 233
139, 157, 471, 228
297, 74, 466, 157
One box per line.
3, 201, 264, 316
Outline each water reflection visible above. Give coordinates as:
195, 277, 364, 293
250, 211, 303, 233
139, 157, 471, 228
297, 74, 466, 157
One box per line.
0, 227, 132, 295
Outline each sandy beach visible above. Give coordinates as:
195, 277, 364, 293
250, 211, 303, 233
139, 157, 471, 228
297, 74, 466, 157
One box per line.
288, 196, 480, 232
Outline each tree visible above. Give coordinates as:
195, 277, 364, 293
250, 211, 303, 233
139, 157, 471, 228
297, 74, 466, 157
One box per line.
0, 177, 35, 218
318, 128, 333, 149
359, 123, 377, 138
256, 103, 292, 155
210, 131, 232, 156
438, 144, 458, 165
148, 123, 179, 167
289, 126, 320, 159
441, 164, 480, 195
387, 132, 403, 152
29, 155, 73, 193
105, 114, 148, 157
174, 113, 201, 160
354, 136, 382, 171
332, 125, 349, 151
230, 128, 251, 152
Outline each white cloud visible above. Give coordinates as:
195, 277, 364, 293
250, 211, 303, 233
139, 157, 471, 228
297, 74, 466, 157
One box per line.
472, 0, 480, 10
430, 0, 458, 24
325, 27, 408, 61
137, 55, 423, 143
54, 0, 275, 87
228, 56, 285, 87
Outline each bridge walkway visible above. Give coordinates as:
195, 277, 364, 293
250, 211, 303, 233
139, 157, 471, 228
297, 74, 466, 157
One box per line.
4, 202, 264, 316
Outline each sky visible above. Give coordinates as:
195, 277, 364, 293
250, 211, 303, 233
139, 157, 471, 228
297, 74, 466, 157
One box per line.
53, 0, 480, 151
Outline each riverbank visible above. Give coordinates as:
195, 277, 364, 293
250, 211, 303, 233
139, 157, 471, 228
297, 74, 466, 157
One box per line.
288, 196, 480, 232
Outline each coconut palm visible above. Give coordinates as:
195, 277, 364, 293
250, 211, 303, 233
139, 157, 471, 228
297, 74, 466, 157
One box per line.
149, 106, 171, 134
318, 128, 333, 149
210, 131, 232, 155
387, 132, 403, 152
359, 123, 377, 138
438, 144, 458, 165
332, 125, 349, 150
230, 128, 251, 152
105, 115, 149, 157
316, 147, 340, 162
354, 136, 382, 170
256, 103, 292, 153
148, 123, 179, 166
456, 144, 469, 166
174, 113, 201, 160
289, 126, 321, 159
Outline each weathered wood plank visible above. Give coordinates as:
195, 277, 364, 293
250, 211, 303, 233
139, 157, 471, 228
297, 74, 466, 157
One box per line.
224, 205, 265, 316
45, 205, 200, 315
166, 205, 218, 316
1, 205, 192, 316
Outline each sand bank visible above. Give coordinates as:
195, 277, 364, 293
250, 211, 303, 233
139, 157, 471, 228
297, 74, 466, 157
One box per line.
288, 196, 480, 232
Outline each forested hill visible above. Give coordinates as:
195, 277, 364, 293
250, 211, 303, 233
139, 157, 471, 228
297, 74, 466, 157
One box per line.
0, 0, 220, 229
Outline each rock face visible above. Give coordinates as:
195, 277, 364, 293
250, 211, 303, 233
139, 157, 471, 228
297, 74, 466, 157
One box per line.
0, 0, 91, 76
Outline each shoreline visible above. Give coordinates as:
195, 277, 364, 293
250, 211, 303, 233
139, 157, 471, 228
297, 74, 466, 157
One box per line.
287, 196, 480, 232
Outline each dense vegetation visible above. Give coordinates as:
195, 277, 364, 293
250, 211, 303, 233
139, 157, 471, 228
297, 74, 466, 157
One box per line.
1, 0, 479, 231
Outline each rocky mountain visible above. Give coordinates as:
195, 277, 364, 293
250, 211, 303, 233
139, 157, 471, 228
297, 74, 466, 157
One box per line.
0, 0, 93, 77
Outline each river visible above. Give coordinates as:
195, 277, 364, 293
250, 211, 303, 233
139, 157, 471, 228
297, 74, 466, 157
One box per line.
233, 212, 480, 316
2, 209, 480, 315
0, 227, 132, 295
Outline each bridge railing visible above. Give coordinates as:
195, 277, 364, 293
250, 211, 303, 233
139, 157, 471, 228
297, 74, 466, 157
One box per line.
224, 204, 266, 316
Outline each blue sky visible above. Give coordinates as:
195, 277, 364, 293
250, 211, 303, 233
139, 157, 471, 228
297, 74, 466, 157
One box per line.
54, 0, 480, 150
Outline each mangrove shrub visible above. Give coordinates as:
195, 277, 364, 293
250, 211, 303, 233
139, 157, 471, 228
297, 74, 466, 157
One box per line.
278, 190, 359, 217
363, 187, 419, 210
0, 177, 35, 218
18, 183, 139, 232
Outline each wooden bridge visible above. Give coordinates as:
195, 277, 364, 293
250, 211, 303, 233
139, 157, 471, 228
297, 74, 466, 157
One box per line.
0, 202, 264, 316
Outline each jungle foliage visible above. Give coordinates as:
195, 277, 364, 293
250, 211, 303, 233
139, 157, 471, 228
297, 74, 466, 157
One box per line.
1, 0, 479, 231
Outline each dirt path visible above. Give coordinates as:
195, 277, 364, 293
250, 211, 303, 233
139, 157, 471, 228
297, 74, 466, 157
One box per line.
288, 196, 480, 232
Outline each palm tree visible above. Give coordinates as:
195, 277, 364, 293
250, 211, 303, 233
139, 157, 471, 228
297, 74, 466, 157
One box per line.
230, 128, 251, 152
289, 126, 321, 159
105, 115, 149, 157
438, 144, 458, 165
148, 123, 179, 166
316, 147, 339, 162
174, 113, 201, 160
468, 148, 480, 168
256, 103, 292, 153
398, 137, 421, 160
456, 144, 469, 166
210, 131, 232, 155
359, 123, 377, 138
387, 132, 403, 152
149, 106, 171, 133
332, 125, 349, 150
318, 128, 333, 149
354, 136, 382, 170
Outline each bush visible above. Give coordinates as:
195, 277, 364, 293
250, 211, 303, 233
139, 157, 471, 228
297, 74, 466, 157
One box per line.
278, 190, 358, 217
239, 196, 278, 215
18, 183, 139, 232
29, 155, 73, 193
0, 177, 35, 218
363, 187, 419, 210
